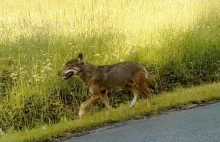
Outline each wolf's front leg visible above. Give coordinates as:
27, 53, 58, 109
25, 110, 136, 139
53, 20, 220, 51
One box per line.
78, 95, 100, 119
100, 90, 111, 116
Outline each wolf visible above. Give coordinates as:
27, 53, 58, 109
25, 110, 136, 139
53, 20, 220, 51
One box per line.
58, 53, 155, 118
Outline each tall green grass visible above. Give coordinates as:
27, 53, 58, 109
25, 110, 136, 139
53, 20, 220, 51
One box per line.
0, 0, 220, 133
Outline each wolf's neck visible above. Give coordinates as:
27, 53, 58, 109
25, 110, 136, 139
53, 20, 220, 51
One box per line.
79, 62, 97, 85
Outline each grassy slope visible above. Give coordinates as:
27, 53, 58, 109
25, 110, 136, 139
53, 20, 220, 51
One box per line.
0, 82, 220, 142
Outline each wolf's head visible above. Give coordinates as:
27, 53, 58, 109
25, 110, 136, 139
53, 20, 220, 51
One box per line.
58, 53, 84, 80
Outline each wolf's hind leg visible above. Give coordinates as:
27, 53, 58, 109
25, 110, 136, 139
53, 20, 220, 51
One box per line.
144, 90, 152, 107
129, 90, 139, 108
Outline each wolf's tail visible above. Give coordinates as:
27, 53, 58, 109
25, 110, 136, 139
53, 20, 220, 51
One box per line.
144, 68, 156, 90
146, 79, 156, 90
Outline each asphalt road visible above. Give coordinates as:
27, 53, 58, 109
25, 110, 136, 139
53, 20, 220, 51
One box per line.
64, 103, 220, 142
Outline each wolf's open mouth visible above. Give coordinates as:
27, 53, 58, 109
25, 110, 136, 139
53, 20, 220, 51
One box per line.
63, 72, 74, 80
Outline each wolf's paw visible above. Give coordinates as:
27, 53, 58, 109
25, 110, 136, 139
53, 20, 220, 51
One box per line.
129, 104, 136, 108
78, 109, 85, 119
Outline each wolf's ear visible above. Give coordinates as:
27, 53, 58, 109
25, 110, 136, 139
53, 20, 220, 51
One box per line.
77, 53, 84, 63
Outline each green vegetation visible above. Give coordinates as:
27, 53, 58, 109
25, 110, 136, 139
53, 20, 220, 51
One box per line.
0, 0, 220, 140
1, 82, 220, 142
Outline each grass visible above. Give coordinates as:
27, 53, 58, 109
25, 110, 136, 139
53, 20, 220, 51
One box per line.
0, 82, 220, 142
0, 0, 220, 138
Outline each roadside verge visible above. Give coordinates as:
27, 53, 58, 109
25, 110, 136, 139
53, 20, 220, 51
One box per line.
1, 82, 220, 142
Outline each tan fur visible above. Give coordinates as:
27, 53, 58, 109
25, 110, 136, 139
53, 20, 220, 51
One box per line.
58, 53, 155, 118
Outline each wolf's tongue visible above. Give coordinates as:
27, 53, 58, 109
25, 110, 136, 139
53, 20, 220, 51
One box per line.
63, 72, 74, 80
